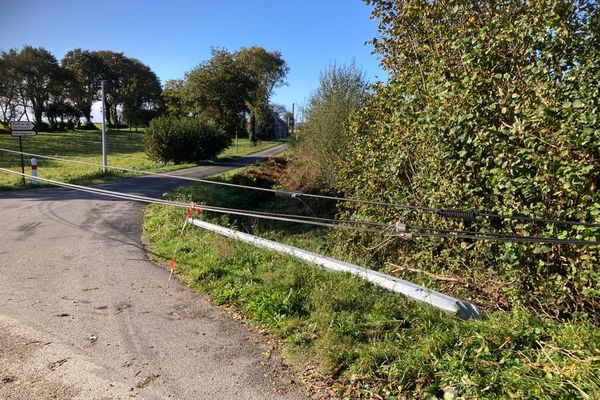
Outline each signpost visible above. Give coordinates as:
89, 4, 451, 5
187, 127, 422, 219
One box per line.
10, 121, 38, 185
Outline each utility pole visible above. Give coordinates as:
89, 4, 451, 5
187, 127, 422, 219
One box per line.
101, 80, 107, 174
291, 103, 295, 135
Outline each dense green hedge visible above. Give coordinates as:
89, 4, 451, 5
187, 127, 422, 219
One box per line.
145, 115, 229, 164
336, 0, 600, 320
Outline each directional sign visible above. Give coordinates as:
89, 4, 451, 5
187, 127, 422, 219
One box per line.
11, 121, 35, 131
11, 130, 37, 137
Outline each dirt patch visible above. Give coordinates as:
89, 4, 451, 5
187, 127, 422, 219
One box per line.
0, 316, 137, 400
135, 373, 160, 389
0, 322, 78, 400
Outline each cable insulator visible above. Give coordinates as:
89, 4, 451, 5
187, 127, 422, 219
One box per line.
275, 191, 302, 199
436, 209, 475, 221
395, 221, 407, 233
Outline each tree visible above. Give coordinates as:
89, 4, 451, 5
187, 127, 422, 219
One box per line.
46, 66, 80, 130
235, 47, 289, 141
95, 50, 162, 127
94, 50, 129, 126
183, 48, 254, 137
61, 49, 105, 124
0, 49, 24, 127
235, 46, 288, 104
284, 111, 294, 133
121, 59, 163, 129
162, 79, 187, 117
14, 46, 62, 125
288, 61, 368, 191
45, 98, 79, 130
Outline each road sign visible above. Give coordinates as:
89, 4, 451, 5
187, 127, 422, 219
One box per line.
9, 121, 37, 185
11, 121, 35, 131
11, 130, 37, 137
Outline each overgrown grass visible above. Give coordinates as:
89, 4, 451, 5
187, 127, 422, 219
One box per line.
142, 168, 600, 399
0, 128, 282, 189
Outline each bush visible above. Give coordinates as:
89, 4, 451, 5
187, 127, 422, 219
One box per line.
36, 121, 50, 131
78, 122, 98, 130
145, 115, 230, 164
286, 62, 368, 192
337, 0, 600, 321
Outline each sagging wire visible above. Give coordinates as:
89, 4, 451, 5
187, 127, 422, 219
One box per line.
1, 167, 599, 246
2, 147, 599, 228
0, 167, 383, 233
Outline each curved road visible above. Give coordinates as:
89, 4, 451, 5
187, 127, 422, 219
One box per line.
0, 144, 308, 399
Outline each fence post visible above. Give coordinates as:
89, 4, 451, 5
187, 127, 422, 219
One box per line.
30, 157, 38, 185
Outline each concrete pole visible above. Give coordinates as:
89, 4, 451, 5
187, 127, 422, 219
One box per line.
291, 103, 295, 135
101, 80, 107, 174
188, 218, 481, 319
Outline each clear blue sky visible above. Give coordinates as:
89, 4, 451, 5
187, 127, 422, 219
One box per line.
0, 0, 387, 120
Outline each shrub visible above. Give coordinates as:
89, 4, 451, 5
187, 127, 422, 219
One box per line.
145, 115, 230, 164
78, 122, 98, 130
286, 62, 369, 192
337, 0, 600, 320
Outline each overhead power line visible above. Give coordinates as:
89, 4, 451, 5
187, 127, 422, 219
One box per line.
1, 147, 599, 228
1, 167, 599, 246
0, 167, 381, 233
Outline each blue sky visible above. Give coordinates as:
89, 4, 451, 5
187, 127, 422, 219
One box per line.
0, 0, 387, 121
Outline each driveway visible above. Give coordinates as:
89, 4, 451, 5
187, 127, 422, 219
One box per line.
0, 144, 308, 400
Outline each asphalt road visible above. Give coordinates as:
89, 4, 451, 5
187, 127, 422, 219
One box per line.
0, 144, 308, 400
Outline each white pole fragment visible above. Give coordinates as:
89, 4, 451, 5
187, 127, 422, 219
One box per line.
30, 157, 38, 185
188, 218, 481, 319
101, 80, 107, 174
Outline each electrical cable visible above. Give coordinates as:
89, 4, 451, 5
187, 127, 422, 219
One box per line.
2, 147, 599, 228
405, 227, 600, 246
0, 167, 382, 233
1, 167, 599, 246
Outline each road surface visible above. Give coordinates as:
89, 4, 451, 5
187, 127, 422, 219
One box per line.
0, 144, 309, 400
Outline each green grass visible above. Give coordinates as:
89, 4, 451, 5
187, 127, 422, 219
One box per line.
0, 128, 283, 189
142, 169, 600, 399
219, 137, 287, 159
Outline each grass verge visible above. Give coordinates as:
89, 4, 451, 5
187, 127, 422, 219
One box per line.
142, 164, 600, 399
0, 128, 283, 189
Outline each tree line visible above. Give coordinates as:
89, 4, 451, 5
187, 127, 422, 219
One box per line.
0, 46, 162, 130
144, 46, 291, 164
0, 45, 291, 141
162, 46, 289, 142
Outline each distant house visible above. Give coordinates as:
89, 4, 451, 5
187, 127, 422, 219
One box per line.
272, 115, 288, 139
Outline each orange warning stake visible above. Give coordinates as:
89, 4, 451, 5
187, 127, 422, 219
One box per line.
165, 203, 203, 295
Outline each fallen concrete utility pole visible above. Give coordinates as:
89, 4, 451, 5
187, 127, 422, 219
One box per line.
188, 218, 480, 319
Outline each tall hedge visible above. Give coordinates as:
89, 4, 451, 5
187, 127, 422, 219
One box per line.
337, 0, 600, 320
145, 116, 230, 164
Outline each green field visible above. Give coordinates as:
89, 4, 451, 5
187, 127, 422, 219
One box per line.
0, 128, 283, 189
